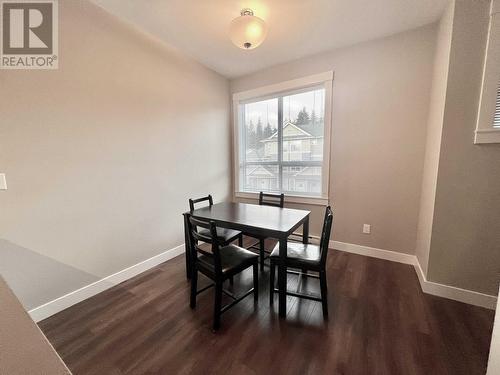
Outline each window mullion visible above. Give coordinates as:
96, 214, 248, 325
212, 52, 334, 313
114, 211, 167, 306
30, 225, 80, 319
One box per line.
278, 96, 283, 192
241, 106, 246, 190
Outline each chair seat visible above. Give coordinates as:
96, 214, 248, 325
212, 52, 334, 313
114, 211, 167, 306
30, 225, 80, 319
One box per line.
199, 227, 241, 244
269, 242, 321, 267
198, 244, 258, 276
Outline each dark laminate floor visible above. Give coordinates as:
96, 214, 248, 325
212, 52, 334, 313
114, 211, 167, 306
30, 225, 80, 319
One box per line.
39, 239, 495, 375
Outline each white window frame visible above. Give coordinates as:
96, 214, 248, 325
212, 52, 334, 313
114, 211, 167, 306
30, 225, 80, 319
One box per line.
475, 0, 500, 144
232, 72, 333, 206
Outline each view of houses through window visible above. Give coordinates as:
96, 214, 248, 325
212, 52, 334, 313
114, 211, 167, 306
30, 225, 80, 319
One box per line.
238, 87, 326, 196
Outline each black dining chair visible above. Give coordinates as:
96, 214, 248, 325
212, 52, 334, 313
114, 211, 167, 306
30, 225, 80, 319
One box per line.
247, 192, 285, 270
189, 195, 243, 247
269, 206, 333, 318
187, 216, 259, 331
259, 191, 285, 208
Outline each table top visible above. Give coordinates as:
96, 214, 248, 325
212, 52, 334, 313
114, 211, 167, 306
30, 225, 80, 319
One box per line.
187, 202, 310, 235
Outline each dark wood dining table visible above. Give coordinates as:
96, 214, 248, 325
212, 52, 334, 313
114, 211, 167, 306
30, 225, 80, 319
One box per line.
183, 202, 310, 318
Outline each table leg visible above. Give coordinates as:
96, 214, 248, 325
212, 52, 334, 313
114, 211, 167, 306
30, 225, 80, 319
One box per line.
183, 213, 191, 280
303, 216, 309, 244
278, 236, 287, 318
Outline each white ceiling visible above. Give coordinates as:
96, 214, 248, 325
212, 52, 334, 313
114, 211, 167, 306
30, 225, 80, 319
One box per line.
92, 0, 449, 78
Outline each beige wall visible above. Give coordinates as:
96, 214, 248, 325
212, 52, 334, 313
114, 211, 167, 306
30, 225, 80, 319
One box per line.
428, 0, 500, 295
415, 2, 454, 276
1, 0, 496, 316
231, 25, 436, 254
0, 277, 70, 374
0, 1, 230, 308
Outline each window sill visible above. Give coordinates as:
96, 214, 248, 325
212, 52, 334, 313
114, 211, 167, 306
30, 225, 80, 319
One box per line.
234, 191, 329, 206
474, 128, 500, 144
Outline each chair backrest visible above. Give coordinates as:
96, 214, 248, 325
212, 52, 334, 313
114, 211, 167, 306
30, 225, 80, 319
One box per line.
259, 192, 284, 208
319, 206, 334, 266
189, 195, 213, 212
187, 215, 222, 275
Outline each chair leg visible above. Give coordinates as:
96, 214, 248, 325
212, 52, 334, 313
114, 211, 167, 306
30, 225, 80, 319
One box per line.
238, 234, 243, 247
253, 263, 259, 302
213, 281, 223, 331
259, 238, 265, 271
269, 262, 275, 305
319, 270, 328, 318
190, 266, 198, 309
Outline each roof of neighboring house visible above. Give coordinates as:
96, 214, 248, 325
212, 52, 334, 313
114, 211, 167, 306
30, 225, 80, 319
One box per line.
246, 165, 277, 177
296, 123, 324, 137
261, 121, 324, 142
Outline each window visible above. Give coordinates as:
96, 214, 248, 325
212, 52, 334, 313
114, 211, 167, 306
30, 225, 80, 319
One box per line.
233, 72, 332, 204
475, 0, 500, 143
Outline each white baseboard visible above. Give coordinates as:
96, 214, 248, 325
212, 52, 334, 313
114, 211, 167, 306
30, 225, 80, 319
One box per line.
329, 240, 497, 310
413, 260, 497, 310
329, 240, 416, 265
29, 244, 185, 322
29, 239, 496, 322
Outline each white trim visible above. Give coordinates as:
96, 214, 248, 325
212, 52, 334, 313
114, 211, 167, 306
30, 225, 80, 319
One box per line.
475, 5, 500, 144
330, 240, 415, 264
329, 240, 497, 310
28, 239, 496, 323
474, 128, 500, 144
233, 97, 241, 194
235, 191, 328, 206
413, 259, 497, 310
322, 78, 333, 198
233, 71, 334, 102
28, 244, 185, 322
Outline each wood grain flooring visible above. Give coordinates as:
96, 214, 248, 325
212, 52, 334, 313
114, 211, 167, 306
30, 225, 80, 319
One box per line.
39, 239, 495, 375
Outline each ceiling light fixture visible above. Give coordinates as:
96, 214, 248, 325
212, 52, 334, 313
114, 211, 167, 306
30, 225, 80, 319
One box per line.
229, 8, 268, 50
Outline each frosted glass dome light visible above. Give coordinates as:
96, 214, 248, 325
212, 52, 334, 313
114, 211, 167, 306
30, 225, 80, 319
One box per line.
229, 9, 268, 50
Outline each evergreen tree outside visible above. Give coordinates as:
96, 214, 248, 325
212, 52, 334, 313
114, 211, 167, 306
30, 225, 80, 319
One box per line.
256, 117, 264, 143
264, 123, 273, 138
311, 109, 317, 125
295, 107, 311, 125
247, 120, 256, 148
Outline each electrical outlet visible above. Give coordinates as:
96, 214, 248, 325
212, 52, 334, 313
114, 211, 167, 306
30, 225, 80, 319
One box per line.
0, 174, 6, 190
362, 224, 371, 234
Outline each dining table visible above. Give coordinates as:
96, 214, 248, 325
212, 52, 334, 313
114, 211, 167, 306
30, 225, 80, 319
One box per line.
183, 202, 310, 318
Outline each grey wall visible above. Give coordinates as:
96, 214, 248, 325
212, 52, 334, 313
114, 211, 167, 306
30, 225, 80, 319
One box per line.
231, 25, 437, 254
0, 240, 100, 310
0, 1, 230, 309
428, 0, 500, 295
